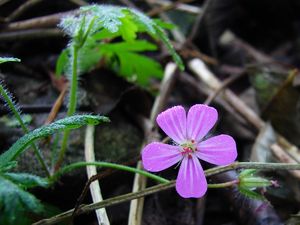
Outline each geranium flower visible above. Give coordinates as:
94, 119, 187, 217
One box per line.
142, 104, 237, 198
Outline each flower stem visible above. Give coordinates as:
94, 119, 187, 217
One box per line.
54, 45, 79, 171
35, 161, 300, 225
207, 180, 238, 188
204, 162, 300, 176
51, 161, 170, 184
0, 83, 50, 176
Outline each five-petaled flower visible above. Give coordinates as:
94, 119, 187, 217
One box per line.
142, 104, 237, 198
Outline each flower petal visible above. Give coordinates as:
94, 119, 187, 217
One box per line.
156, 106, 187, 144
187, 104, 218, 142
196, 135, 237, 165
176, 155, 207, 198
142, 142, 182, 172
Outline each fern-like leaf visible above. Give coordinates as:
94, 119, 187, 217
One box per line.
0, 115, 109, 166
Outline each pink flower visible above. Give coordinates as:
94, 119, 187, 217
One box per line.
142, 104, 237, 198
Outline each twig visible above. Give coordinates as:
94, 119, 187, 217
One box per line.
4, 10, 77, 31
0, 28, 63, 41
271, 144, 300, 179
44, 84, 68, 125
184, 0, 213, 43
6, 0, 44, 22
119, 0, 138, 9
68, 0, 87, 6
34, 162, 300, 225
147, 0, 196, 17
0, 0, 10, 7
204, 72, 245, 105
148, 0, 201, 14
84, 125, 110, 225
188, 58, 265, 130
128, 63, 178, 225
189, 58, 300, 177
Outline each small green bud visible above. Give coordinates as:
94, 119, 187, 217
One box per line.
237, 169, 275, 200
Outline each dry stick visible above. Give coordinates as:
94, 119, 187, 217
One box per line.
271, 144, 300, 179
147, 0, 195, 17
68, 0, 87, 6
0, 0, 10, 7
33, 162, 300, 225
188, 58, 265, 130
204, 72, 245, 105
119, 0, 138, 9
188, 58, 300, 168
6, 0, 44, 22
0, 28, 63, 41
147, 0, 201, 14
184, 0, 211, 43
44, 85, 68, 125
4, 10, 77, 31
128, 63, 178, 225
84, 125, 110, 225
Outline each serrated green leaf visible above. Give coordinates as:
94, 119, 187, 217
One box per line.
153, 19, 175, 30
0, 57, 20, 64
0, 115, 109, 166
3, 173, 49, 189
0, 175, 44, 225
100, 41, 163, 86
58, 4, 184, 71
119, 16, 138, 42
100, 40, 157, 52
116, 52, 163, 85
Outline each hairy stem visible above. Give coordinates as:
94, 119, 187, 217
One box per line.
0, 83, 50, 176
54, 45, 79, 171
35, 161, 300, 225
51, 161, 169, 184
207, 180, 238, 188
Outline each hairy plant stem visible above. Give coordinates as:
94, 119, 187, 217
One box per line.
35, 161, 300, 225
0, 84, 50, 176
51, 161, 169, 184
207, 180, 238, 188
55, 44, 79, 171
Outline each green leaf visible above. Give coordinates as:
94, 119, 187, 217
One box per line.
119, 16, 138, 42
58, 4, 184, 70
77, 37, 103, 74
0, 57, 20, 64
3, 173, 49, 189
116, 52, 163, 85
0, 161, 17, 172
100, 40, 157, 52
0, 174, 44, 225
55, 48, 69, 76
0, 115, 109, 166
153, 19, 175, 30
100, 41, 163, 85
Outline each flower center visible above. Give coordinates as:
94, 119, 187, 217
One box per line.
180, 140, 197, 158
